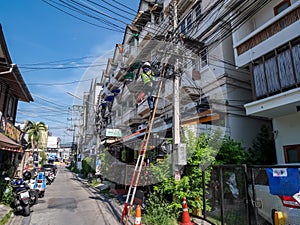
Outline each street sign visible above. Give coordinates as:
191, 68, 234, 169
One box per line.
106, 128, 122, 137
175, 171, 181, 181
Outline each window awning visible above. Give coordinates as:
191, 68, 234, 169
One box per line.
0, 133, 23, 152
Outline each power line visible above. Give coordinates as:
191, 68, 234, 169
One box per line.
98, 0, 136, 16
27, 78, 94, 86
41, 0, 123, 32
60, 0, 127, 27
19, 62, 107, 70
21, 55, 101, 65
85, 0, 133, 21
110, 0, 137, 13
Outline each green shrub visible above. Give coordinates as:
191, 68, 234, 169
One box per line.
0, 209, 12, 225
247, 125, 276, 165
144, 129, 249, 223
91, 178, 101, 187
143, 194, 178, 225
82, 156, 95, 178
0, 180, 13, 205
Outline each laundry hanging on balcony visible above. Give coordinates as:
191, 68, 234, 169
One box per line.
105, 95, 114, 102
124, 72, 134, 81
111, 89, 121, 95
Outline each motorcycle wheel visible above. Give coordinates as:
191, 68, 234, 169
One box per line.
23, 205, 30, 216
34, 195, 38, 204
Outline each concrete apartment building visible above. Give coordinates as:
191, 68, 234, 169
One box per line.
75, 0, 300, 182
232, 0, 300, 163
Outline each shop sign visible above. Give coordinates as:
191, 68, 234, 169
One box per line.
5, 121, 21, 142
106, 128, 122, 137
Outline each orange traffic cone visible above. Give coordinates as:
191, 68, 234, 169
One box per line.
134, 204, 142, 225
179, 197, 195, 225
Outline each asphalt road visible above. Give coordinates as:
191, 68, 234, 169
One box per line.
8, 166, 122, 225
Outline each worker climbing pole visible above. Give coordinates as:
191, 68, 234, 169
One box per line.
120, 63, 167, 225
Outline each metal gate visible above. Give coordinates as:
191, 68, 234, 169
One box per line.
198, 164, 300, 225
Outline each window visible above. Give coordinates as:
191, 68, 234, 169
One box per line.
195, 2, 202, 19
180, 21, 186, 34
200, 47, 208, 68
274, 0, 291, 15
7, 96, 15, 118
186, 14, 192, 31
284, 145, 300, 163
179, 2, 202, 34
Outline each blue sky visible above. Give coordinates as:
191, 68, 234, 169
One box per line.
0, 0, 139, 143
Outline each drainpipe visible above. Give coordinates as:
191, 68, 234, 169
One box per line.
0, 64, 16, 75
1, 64, 16, 123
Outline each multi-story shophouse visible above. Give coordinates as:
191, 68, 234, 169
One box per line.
75, 79, 102, 170
231, 0, 300, 163
96, 0, 273, 187
46, 136, 61, 161
0, 24, 33, 176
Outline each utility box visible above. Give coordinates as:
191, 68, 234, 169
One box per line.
177, 143, 187, 165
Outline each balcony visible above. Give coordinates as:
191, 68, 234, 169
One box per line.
245, 87, 300, 118
181, 85, 201, 102
108, 76, 122, 91
124, 45, 140, 67
100, 85, 112, 100
114, 113, 123, 128
177, 0, 196, 14
251, 38, 300, 99
126, 77, 144, 93
234, 3, 300, 67
122, 108, 143, 125
137, 97, 165, 118
106, 58, 117, 74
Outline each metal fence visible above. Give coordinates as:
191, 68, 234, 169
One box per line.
108, 163, 300, 224
198, 164, 300, 225
199, 165, 250, 225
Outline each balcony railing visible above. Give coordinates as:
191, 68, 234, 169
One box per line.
124, 45, 140, 66
237, 6, 300, 56
108, 76, 122, 90
252, 39, 300, 99
122, 107, 138, 124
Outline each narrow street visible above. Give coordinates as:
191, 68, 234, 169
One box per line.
8, 166, 122, 225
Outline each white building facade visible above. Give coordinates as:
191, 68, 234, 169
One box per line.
230, 0, 300, 163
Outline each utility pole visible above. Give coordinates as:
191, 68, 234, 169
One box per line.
172, 0, 186, 176
173, 0, 180, 146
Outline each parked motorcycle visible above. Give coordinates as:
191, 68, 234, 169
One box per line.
5, 177, 31, 216
23, 171, 39, 205
33, 171, 46, 198
45, 171, 55, 185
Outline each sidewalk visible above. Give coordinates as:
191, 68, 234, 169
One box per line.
0, 204, 11, 224
75, 174, 213, 225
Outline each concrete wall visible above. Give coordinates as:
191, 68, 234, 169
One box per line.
273, 112, 300, 163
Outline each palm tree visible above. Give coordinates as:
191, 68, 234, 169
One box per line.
24, 120, 48, 151
23, 121, 48, 168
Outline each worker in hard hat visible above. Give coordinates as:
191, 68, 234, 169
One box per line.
141, 62, 156, 113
